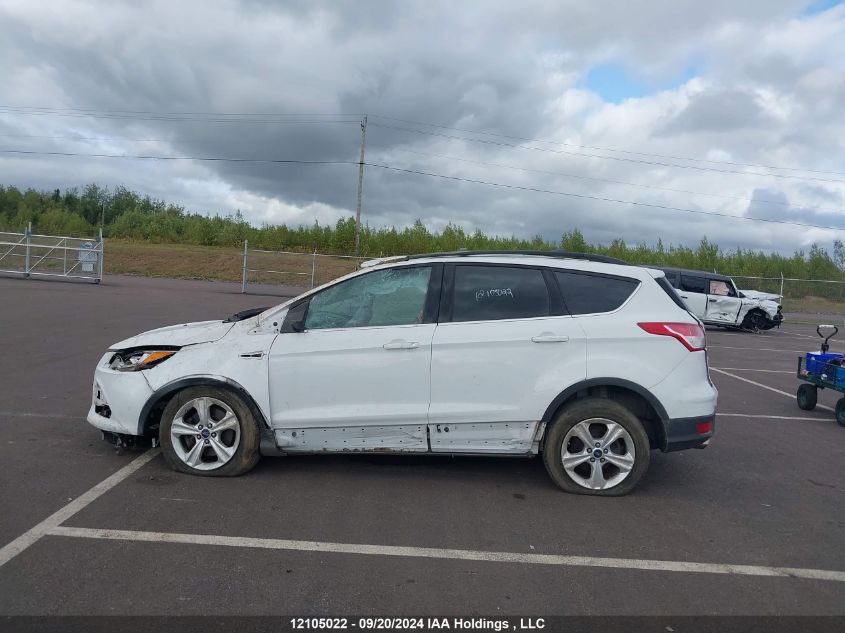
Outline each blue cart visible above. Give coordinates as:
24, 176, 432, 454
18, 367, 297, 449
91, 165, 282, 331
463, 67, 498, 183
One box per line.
796, 325, 845, 426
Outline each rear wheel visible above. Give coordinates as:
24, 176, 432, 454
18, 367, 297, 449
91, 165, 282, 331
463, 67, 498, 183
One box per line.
160, 386, 261, 476
836, 398, 845, 427
542, 398, 650, 496
797, 384, 818, 411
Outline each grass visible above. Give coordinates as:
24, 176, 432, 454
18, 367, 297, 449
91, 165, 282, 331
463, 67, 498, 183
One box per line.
104, 240, 363, 288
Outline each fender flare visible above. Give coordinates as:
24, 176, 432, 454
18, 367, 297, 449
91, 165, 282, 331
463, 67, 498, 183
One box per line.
138, 376, 270, 435
541, 378, 669, 446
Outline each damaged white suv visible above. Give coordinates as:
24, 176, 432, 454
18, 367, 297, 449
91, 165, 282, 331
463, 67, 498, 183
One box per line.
88, 251, 717, 496
659, 267, 783, 331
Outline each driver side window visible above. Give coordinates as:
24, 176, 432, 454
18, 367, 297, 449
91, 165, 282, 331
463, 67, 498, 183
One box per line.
305, 266, 432, 330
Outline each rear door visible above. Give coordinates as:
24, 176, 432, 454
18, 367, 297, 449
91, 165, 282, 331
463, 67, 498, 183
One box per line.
678, 274, 708, 318
428, 263, 586, 453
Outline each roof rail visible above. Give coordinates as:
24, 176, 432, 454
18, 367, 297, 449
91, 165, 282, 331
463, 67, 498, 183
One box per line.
405, 249, 628, 265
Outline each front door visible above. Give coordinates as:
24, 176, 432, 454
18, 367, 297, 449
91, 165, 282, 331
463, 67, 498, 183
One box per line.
705, 278, 742, 324
268, 264, 438, 452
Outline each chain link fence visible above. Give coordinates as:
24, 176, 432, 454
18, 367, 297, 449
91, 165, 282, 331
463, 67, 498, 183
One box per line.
241, 241, 367, 294
727, 274, 845, 315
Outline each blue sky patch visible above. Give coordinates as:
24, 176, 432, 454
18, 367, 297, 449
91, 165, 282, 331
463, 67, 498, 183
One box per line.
580, 61, 699, 103
803, 0, 844, 16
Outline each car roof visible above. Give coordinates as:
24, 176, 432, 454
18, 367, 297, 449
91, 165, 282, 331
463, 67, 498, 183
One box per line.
657, 266, 733, 283
364, 252, 657, 281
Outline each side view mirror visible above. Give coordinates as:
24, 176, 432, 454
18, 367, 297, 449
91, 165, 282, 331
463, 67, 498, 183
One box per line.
290, 319, 306, 333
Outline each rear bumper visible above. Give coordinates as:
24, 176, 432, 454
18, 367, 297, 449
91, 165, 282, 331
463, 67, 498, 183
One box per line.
663, 413, 715, 452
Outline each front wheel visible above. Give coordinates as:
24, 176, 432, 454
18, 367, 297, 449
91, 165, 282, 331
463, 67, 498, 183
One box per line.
797, 384, 818, 411
836, 398, 845, 427
542, 398, 650, 496
160, 386, 261, 476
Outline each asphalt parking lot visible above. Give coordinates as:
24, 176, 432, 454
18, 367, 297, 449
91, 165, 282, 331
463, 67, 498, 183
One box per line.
0, 274, 843, 619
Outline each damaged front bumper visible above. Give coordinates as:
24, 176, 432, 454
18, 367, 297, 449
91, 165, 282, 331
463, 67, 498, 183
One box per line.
86, 352, 154, 436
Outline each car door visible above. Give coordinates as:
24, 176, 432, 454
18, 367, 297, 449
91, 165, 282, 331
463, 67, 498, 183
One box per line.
428, 263, 586, 453
704, 278, 742, 324
678, 274, 708, 319
267, 264, 440, 452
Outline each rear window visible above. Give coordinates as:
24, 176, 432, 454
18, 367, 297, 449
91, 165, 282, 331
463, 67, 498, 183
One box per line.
680, 275, 708, 294
554, 271, 639, 315
451, 265, 550, 322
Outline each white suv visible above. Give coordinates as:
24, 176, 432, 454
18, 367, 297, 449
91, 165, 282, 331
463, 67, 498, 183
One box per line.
87, 251, 717, 496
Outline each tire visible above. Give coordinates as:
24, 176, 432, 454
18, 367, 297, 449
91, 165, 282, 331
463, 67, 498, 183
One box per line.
741, 310, 765, 332
160, 386, 261, 476
542, 397, 651, 496
836, 398, 845, 427
797, 384, 818, 411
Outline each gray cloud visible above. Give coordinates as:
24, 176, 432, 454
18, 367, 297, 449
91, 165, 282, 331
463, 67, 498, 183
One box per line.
0, 0, 843, 256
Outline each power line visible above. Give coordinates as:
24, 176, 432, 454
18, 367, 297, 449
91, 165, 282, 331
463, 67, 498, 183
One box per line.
3, 104, 840, 176
388, 147, 845, 214
370, 114, 845, 177
365, 163, 845, 232
0, 149, 355, 166
6, 131, 842, 214
5, 146, 841, 231
369, 122, 845, 185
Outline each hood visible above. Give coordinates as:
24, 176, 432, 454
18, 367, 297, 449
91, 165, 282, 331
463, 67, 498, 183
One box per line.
110, 320, 235, 350
740, 289, 782, 302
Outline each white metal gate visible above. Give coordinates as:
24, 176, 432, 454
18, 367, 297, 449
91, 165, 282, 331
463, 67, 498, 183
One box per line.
0, 223, 104, 283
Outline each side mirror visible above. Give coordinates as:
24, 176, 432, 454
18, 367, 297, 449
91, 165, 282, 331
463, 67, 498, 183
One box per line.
290, 319, 306, 333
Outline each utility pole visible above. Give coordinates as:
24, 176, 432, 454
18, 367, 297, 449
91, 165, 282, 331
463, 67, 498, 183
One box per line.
354, 115, 368, 256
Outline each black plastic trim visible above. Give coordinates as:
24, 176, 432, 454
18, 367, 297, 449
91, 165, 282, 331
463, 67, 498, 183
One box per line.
139, 376, 270, 435
663, 413, 715, 452
407, 249, 628, 265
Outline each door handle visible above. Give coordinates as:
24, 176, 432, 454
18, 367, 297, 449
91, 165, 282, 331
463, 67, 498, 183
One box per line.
708, 298, 717, 302
531, 334, 569, 343
680, 294, 689, 299
383, 340, 419, 350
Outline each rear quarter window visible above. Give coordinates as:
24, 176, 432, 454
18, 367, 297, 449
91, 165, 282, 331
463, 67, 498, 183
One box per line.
554, 271, 639, 315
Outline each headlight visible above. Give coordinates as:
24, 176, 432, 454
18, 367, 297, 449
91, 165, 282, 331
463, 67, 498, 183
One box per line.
109, 349, 177, 372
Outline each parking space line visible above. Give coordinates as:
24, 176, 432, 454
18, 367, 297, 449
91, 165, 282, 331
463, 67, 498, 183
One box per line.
710, 368, 835, 412
0, 411, 83, 420
47, 525, 845, 583
711, 368, 793, 374
718, 413, 825, 421
0, 449, 160, 568
709, 345, 844, 354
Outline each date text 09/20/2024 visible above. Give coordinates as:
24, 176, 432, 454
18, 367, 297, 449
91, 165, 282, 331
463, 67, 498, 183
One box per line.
290, 617, 546, 631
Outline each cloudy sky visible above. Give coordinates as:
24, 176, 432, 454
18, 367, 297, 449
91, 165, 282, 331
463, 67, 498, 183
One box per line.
1, 0, 844, 253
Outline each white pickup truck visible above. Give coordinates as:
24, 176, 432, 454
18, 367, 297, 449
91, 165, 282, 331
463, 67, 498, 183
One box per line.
658, 267, 783, 331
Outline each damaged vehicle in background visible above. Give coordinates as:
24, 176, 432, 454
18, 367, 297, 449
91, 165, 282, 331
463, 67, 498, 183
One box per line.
87, 250, 717, 497
659, 267, 783, 331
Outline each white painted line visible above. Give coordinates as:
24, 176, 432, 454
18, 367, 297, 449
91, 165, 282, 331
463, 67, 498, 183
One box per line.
0, 449, 160, 568
709, 345, 845, 354
711, 368, 794, 374
0, 411, 82, 420
718, 413, 825, 421
48, 525, 845, 583
710, 368, 835, 412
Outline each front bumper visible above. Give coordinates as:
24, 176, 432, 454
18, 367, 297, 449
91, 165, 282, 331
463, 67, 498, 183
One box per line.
86, 352, 154, 436
664, 414, 716, 452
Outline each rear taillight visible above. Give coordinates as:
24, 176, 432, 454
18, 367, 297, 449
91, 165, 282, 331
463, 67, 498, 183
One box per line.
638, 322, 706, 352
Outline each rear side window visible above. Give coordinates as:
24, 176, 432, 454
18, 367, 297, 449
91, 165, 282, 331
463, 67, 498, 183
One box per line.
680, 275, 708, 294
554, 271, 639, 315
662, 270, 680, 289
451, 265, 550, 322
656, 276, 689, 311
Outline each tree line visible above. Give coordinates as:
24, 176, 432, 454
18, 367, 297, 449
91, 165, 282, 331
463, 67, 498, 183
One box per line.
2, 183, 844, 281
